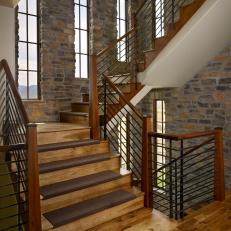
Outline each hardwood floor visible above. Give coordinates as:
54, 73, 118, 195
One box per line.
97, 191, 231, 231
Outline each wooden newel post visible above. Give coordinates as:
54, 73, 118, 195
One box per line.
141, 116, 152, 208
89, 55, 100, 140
214, 128, 225, 201
27, 124, 42, 231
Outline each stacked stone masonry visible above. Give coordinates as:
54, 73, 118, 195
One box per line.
137, 42, 231, 188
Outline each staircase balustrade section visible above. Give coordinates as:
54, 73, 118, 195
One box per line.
148, 129, 225, 219
0, 60, 41, 231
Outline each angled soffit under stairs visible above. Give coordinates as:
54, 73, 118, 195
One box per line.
139, 0, 231, 88
132, 0, 231, 106
0, 0, 19, 8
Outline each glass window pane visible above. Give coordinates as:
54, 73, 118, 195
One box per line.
117, 19, 120, 38
80, 0, 87, 6
75, 5, 79, 28
28, 16, 37, 43
28, 0, 37, 15
120, 0, 126, 20
18, 14, 27, 41
75, 29, 79, 53
29, 72, 38, 99
18, 71, 27, 99
80, 6, 87, 30
120, 20, 126, 36
19, 42, 27, 70
75, 54, 80, 78
18, 0, 26, 13
28, 43, 38, 71
81, 55, 88, 78
80, 30, 88, 54
74, 0, 79, 3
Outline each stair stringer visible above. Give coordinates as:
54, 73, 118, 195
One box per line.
137, 0, 231, 88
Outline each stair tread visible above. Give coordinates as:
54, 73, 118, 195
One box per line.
37, 122, 90, 133
38, 139, 99, 152
60, 111, 88, 116
39, 153, 110, 174
43, 189, 136, 228
40, 170, 121, 199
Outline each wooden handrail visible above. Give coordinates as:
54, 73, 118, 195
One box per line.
148, 130, 217, 141
0, 59, 29, 124
96, 28, 136, 58
103, 75, 143, 120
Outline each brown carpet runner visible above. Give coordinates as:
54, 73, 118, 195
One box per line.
40, 170, 121, 199
39, 153, 110, 174
44, 189, 136, 228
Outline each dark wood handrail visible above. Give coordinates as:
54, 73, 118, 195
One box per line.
0, 59, 29, 124
96, 28, 136, 58
103, 75, 143, 120
149, 130, 217, 141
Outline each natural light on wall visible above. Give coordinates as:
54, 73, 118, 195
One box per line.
74, 0, 89, 78
17, 0, 39, 100
117, 0, 128, 62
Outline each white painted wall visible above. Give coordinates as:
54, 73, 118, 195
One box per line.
138, 0, 231, 88
0, 5, 15, 75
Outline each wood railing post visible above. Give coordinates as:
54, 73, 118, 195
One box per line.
89, 55, 100, 140
27, 124, 41, 231
214, 128, 225, 201
141, 116, 153, 208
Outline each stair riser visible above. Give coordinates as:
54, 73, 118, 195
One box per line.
41, 175, 131, 213
39, 157, 120, 186
71, 103, 89, 113
49, 195, 144, 231
39, 141, 110, 164
60, 114, 89, 126
38, 129, 90, 145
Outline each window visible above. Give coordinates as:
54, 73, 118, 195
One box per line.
154, 100, 166, 188
74, 0, 89, 78
17, 0, 39, 100
117, 0, 128, 61
155, 0, 165, 38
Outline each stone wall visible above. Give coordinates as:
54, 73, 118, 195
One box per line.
137, 43, 231, 188
23, 0, 120, 122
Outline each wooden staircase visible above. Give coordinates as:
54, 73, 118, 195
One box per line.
60, 78, 143, 125
37, 122, 146, 230
137, 0, 206, 71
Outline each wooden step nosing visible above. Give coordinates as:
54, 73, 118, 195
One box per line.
38, 139, 100, 153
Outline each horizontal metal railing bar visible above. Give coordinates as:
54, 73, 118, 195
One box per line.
97, 28, 136, 57
153, 137, 215, 174
149, 131, 216, 141
0, 200, 27, 210
0, 143, 26, 152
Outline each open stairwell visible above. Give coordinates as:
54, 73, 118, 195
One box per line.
37, 122, 146, 230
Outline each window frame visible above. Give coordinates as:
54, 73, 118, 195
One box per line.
17, 0, 40, 100
153, 99, 166, 190
74, 0, 90, 79
116, 0, 129, 62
